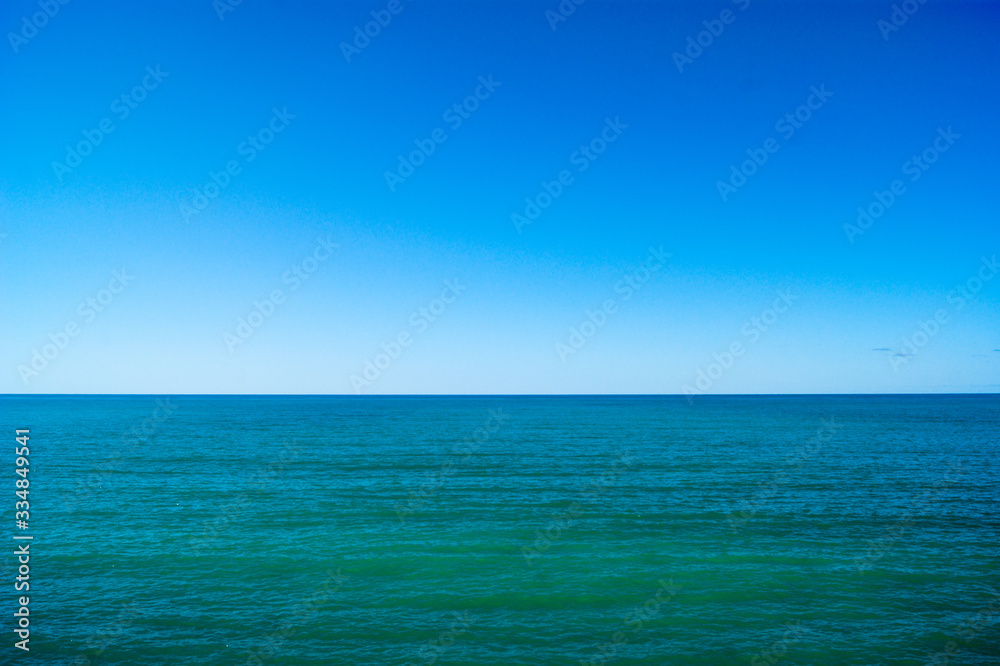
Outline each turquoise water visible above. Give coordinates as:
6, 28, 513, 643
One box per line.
2, 395, 998, 665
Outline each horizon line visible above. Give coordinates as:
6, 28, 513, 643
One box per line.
2, 392, 999, 398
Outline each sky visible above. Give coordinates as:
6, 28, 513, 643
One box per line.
1, 0, 998, 395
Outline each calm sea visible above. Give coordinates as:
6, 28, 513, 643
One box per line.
1, 395, 997, 665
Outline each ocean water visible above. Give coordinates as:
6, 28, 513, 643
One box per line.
1, 395, 998, 665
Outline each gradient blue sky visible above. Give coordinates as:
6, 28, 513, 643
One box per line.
2, 0, 998, 394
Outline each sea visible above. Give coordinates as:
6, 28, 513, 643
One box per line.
1, 395, 997, 665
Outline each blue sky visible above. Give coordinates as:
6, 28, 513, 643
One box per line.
2, 0, 998, 394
